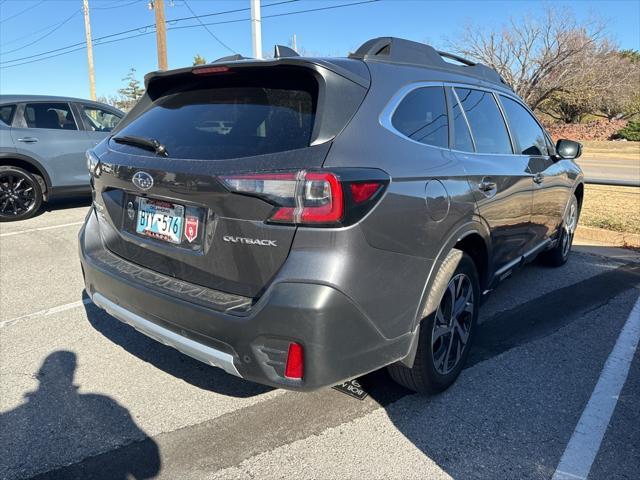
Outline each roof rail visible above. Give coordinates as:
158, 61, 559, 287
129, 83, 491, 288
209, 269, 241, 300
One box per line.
349, 37, 508, 87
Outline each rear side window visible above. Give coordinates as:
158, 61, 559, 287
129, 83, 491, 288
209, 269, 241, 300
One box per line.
24, 102, 77, 130
391, 86, 448, 148
115, 70, 317, 160
0, 105, 16, 126
454, 88, 512, 154
500, 96, 548, 156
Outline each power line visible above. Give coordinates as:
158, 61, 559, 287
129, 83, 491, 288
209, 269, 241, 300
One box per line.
1, 9, 81, 56
0, 0, 46, 25
0, 0, 380, 69
182, 0, 236, 54
1, 0, 297, 65
92, 0, 142, 9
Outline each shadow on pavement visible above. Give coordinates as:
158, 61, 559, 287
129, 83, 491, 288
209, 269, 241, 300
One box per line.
361, 249, 640, 479
0, 351, 160, 480
82, 292, 272, 398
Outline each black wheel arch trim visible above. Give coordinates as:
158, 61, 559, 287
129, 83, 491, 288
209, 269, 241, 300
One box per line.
0, 152, 52, 190
412, 219, 491, 333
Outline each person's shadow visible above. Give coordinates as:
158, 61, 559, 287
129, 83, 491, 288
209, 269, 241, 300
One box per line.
0, 351, 160, 480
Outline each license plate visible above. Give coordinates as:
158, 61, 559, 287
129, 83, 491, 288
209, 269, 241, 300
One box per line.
135, 198, 184, 244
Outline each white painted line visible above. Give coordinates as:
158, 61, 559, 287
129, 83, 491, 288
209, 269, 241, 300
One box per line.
552, 295, 640, 480
0, 221, 84, 238
0, 298, 92, 329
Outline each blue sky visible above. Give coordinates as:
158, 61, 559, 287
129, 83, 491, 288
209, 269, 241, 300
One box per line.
1, 0, 639, 99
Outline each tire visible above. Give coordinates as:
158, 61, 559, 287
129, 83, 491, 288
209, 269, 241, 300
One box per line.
0, 165, 43, 222
538, 195, 579, 267
388, 249, 480, 394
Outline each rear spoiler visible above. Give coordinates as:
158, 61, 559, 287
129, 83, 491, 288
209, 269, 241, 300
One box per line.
143, 56, 371, 91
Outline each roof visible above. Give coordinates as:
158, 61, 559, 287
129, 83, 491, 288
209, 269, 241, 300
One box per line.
0, 94, 121, 110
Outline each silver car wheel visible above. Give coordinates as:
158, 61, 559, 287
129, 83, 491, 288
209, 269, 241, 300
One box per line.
431, 273, 474, 375
562, 198, 578, 258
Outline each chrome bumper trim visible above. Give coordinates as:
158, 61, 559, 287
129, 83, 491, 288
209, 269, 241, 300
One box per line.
91, 293, 242, 378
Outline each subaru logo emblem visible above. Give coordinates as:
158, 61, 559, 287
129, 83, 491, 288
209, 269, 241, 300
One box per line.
132, 171, 153, 191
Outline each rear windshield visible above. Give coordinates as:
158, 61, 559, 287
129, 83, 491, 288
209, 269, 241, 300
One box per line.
114, 69, 318, 160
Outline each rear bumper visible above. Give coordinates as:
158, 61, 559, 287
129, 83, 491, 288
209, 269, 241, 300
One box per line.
79, 209, 411, 391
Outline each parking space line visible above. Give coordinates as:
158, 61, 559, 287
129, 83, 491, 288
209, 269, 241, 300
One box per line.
552, 294, 640, 480
0, 298, 92, 329
0, 221, 84, 238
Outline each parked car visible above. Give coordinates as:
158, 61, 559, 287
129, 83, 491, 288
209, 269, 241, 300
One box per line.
0, 95, 123, 221
80, 37, 583, 393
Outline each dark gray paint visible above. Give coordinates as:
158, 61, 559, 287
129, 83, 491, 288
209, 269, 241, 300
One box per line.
80, 41, 584, 390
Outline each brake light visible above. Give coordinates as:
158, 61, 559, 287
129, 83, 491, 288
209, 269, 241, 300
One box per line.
221, 171, 344, 225
192, 66, 231, 75
285, 342, 304, 379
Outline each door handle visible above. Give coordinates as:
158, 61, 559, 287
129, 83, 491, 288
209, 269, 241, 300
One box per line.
533, 173, 545, 184
478, 179, 497, 193
17, 137, 38, 143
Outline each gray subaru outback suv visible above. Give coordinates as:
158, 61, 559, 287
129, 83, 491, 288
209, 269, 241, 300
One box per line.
0, 95, 123, 221
80, 38, 584, 393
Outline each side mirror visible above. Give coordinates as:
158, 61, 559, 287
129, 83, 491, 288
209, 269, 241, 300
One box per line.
555, 139, 582, 160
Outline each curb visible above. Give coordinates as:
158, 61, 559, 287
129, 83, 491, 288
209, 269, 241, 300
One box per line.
575, 225, 640, 248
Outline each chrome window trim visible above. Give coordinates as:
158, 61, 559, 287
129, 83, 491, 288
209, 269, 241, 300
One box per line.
380, 80, 550, 158
378, 81, 450, 150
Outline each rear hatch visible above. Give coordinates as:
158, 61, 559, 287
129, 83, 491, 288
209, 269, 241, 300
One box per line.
91, 60, 369, 298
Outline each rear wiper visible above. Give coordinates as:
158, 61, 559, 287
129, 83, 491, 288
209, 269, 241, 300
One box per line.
112, 135, 169, 157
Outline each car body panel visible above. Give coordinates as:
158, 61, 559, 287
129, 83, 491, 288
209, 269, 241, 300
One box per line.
79, 42, 584, 390
0, 94, 123, 193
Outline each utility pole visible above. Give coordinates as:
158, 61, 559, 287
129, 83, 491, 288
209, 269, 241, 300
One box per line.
292, 33, 297, 52
153, 0, 168, 70
250, 0, 262, 59
82, 0, 96, 100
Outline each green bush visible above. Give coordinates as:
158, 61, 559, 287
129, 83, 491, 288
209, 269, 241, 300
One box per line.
614, 120, 640, 141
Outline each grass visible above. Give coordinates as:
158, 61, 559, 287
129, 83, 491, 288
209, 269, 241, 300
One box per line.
580, 184, 640, 234
580, 140, 640, 161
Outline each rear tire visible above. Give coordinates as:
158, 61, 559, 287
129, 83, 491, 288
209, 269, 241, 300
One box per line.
538, 195, 579, 267
388, 249, 480, 394
0, 165, 43, 222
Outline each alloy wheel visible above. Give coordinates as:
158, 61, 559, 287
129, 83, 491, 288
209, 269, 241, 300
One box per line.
0, 172, 37, 218
431, 273, 474, 375
561, 199, 578, 258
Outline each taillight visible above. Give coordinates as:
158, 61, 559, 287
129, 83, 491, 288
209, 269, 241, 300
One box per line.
220, 170, 388, 227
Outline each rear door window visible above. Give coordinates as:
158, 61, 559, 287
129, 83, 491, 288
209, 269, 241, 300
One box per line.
115, 71, 317, 160
391, 86, 449, 148
24, 102, 78, 130
448, 89, 474, 152
500, 96, 548, 156
454, 88, 512, 154
0, 105, 16, 126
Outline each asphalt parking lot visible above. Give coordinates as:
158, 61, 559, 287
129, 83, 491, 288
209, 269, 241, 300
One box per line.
1, 201, 639, 480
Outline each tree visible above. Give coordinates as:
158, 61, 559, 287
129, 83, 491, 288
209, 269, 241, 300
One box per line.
116, 68, 144, 111
448, 7, 608, 111
193, 54, 207, 66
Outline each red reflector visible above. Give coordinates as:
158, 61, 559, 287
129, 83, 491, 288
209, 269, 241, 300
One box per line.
285, 342, 304, 379
350, 182, 381, 203
192, 66, 231, 75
